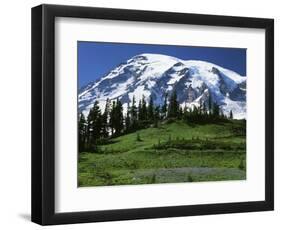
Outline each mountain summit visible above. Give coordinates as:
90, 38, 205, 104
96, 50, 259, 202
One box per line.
78, 53, 246, 119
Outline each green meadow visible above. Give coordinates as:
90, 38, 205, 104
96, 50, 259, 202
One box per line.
78, 120, 246, 186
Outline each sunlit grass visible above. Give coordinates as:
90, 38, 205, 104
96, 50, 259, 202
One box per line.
78, 120, 246, 186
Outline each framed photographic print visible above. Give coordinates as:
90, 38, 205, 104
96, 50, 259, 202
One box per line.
31, 4, 274, 225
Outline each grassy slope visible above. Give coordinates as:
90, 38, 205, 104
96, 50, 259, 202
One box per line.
79, 120, 246, 186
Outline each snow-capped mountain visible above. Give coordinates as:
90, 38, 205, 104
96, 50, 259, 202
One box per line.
78, 53, 246, 119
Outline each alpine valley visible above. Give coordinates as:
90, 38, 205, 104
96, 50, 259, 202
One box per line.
78, 53, 246, 119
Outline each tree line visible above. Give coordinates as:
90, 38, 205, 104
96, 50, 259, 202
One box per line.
79, 91, 233, 152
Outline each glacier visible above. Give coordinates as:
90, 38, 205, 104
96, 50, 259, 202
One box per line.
78, 53, 246, 119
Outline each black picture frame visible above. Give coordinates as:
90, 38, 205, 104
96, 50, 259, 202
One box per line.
31, 4, 274, 225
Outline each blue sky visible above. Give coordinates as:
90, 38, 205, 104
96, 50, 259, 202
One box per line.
78, 41, 246, 88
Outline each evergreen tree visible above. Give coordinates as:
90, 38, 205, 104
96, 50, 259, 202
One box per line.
114, 99, 124, 135
130, 96, 138, 130
78, 113, 87, 152
178, 106, 183, 119
191, 106, 199, 122
161, 93, 168, 119
101, 98, 110, 138
154, 105, 160, 127
137, 99, 143, 121
220, 110, 226, 119
141, 95, 148, 121
229, 110, 233, 119
167, 90, 179, 118
183, 105, 189, 121
125, 103, 131, 132
87, 101, 102, 149
148, 95, 154, 121
212, 102, 220, 117
137, 95, 147, 122
109, 99, 124, 136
